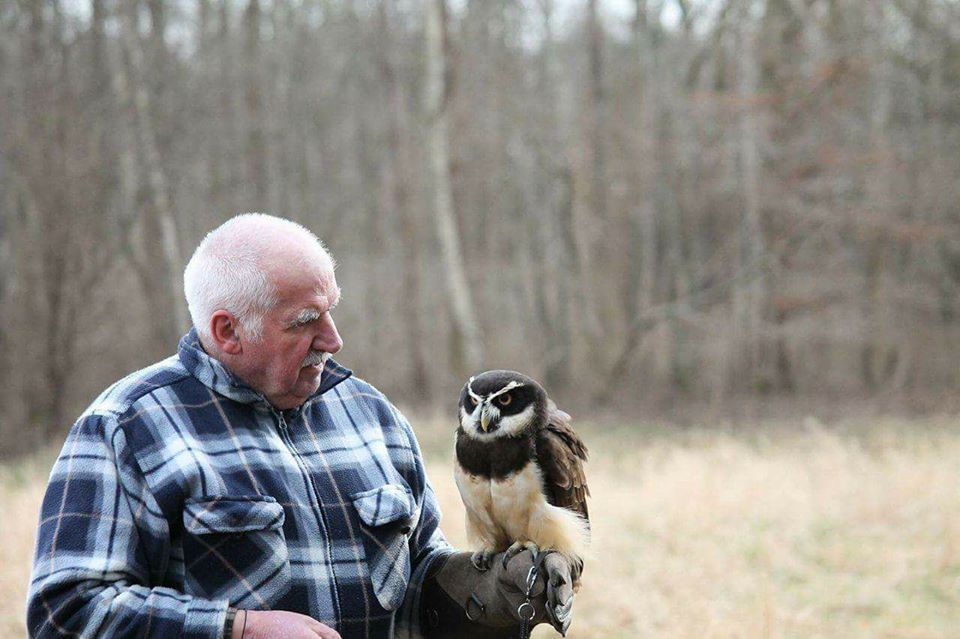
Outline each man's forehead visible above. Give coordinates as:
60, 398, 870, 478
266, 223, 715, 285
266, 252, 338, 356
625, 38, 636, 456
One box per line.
269, 259, 335, 306
282, 273, 338, 302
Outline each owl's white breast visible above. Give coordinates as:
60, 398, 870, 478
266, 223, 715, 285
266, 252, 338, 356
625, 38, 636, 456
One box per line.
455, 460, 545, 548
455, 458, 590, 558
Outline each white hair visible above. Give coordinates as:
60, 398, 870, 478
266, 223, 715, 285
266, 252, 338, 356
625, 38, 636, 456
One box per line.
183, 213, 333, 342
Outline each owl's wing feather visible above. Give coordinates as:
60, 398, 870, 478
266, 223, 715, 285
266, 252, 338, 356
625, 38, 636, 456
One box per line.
535, 400, 590, 524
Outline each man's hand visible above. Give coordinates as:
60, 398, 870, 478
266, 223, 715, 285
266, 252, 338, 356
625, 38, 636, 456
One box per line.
422, 549, 578, 638
489, 550, 576, 635
233, 610, 341, 639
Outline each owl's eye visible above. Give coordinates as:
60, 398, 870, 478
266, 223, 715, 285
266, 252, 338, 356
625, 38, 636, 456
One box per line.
465, 396, 476, 409
497, 394, 512, 406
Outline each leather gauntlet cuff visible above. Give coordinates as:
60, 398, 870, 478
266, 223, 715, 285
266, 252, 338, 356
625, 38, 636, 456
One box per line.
420, 567, 520, 639
419, 551, 550, 639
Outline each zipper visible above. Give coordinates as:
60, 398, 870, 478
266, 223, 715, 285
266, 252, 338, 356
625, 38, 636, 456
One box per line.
273, 410, 325, 510
271, 408, 345, 619
274, 412, 302, 465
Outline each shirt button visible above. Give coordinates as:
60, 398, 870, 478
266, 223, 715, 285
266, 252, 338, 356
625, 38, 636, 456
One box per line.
427, 608, 439, 628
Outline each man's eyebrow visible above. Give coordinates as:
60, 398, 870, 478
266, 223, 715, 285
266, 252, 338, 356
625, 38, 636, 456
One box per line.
289, 308, 322, 326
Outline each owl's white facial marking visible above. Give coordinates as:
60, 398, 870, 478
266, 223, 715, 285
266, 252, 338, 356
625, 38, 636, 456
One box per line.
493, 402, 535, 437
459, 400, 536, 440
487, 380, 524, 401
460, 404, 495, 440
466, 376, 485, 405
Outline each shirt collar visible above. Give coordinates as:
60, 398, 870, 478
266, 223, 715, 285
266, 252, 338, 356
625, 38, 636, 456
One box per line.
177, 328, 353, 409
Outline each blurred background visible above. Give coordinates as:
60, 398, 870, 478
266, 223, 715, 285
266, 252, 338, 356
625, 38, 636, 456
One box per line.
3, 0, 960, 450
2, 0, 960, 636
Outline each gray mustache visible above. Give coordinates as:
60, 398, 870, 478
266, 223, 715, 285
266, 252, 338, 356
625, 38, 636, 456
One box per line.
302, 351, 328, 367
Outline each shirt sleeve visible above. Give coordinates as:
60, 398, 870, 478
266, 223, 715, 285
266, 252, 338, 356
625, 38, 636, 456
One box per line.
26, 414, 229, 639
390, 409, 456, 639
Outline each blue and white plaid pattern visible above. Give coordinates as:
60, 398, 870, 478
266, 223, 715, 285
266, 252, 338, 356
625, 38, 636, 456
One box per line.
27, 329, 453, 638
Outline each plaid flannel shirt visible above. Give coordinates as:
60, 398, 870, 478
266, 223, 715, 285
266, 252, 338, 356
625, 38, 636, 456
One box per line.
27, 329, 453, 639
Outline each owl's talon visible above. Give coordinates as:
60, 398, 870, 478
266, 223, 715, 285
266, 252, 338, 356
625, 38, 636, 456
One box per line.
502, 541, 540, 568
471, 550, 495, 571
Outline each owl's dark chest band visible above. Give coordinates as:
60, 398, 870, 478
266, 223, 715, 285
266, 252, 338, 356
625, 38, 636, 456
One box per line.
455, 428, 533, 480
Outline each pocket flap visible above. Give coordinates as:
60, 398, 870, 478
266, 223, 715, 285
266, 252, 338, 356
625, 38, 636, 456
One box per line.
351, 484, 417, 529
183, 495, 285, 535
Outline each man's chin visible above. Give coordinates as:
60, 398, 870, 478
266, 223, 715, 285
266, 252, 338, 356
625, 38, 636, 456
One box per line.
296, 370, 324, 395
272, 385, 322, 411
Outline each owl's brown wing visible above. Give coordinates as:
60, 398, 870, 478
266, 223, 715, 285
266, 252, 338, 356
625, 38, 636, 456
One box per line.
535, 401, 590, 524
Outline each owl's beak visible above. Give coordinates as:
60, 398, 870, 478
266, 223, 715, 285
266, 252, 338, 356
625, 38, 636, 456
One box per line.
480, 407, 491, 432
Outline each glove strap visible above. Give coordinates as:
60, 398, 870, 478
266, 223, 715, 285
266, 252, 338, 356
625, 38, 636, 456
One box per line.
516, 552, 546, 639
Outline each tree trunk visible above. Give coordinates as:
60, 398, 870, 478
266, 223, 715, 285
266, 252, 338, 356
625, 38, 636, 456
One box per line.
219, 0, 242, 213
732, 4, 768, 391
378, 0, 431, 399
117, 0, 188, 349
586, 0, 608, 225
244, 0, 268, 206
533, 0, 574, 393
632, 0, 659, 318
424, 0, 483, 376
627, 0, 661, 388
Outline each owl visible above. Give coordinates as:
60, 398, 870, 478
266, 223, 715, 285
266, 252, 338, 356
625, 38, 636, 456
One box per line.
454, 370, 590, 582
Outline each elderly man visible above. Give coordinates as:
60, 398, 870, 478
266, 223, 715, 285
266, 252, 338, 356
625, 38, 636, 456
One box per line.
27, 214, 575, 639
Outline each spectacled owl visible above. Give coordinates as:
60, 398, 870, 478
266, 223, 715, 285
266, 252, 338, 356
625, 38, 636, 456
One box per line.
454, 370, 590, 582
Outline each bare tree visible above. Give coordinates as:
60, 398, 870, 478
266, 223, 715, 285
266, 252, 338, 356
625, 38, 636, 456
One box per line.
527, 0, 576, 393
244, 0, 269, 207
731, 0, 770, 390
115, 0, 188, 349
377, 0, 431, 398
424, 0, 483, 375
586, 0, 608, 226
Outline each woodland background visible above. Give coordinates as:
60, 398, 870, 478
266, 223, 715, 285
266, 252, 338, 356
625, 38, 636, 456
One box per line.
2, 0, 960, 457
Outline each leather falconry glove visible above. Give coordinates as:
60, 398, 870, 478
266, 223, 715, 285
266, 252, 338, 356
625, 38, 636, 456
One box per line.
420, 550, 576, 638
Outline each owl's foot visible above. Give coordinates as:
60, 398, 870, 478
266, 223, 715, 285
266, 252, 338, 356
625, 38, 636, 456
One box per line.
501, 540, 540, 569
471, 549, 496, 571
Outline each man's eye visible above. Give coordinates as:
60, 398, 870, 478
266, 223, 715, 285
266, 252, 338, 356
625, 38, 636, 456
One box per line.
293, 315, 320, 328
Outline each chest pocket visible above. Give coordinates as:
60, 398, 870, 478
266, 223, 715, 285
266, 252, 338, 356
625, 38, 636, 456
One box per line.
352, 483, 419, 611
181, 495, 290, 608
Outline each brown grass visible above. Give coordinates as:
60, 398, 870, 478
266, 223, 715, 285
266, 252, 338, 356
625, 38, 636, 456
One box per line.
0, 452, 52, 636
4, 415, 960, 638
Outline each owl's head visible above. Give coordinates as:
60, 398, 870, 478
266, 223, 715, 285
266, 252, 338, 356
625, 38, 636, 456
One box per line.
458, 370, 547, 440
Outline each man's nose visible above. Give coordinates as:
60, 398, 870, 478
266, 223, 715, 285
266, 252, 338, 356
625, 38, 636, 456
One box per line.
313, 315, 343, 355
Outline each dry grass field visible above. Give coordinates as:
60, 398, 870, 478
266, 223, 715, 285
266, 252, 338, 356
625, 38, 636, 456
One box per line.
3, 414, 960, 638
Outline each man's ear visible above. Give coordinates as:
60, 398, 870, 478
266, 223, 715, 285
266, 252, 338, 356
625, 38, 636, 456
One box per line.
210, 311, 243, 355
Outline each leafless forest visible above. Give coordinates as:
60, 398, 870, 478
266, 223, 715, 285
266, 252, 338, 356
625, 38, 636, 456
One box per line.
1, 0, 959, 457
